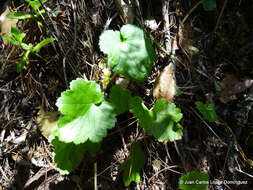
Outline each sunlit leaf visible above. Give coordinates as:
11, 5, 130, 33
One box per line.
55, 79, 116, 144
32, 38, 55, 52
1, 35, 19, 45
99, 24, 157, 81
7, 12, 34, 19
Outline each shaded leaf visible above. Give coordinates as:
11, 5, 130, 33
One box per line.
130, 98, 183, 142
152, 99, 183, 142
50, 133, 100, 174
202, 0, 216, 11
195, 101, 217, 122
129, 96, 153, 134
121, 142, 146, 186
109, 85, 131, 114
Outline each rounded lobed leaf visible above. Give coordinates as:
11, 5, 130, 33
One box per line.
130, 97, 183, 142
99, 24, 157, 81
56, 79, 104, 118
54, 79, 116, 144
57, 101, 116, 144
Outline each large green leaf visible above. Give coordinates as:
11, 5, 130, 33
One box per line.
120, 142, 146, 186
50, 132, 100, 174
56, 79, 104, 118
179, 171, 209, 190
130, 98, 183, 142
109, 85, 131, 114
99, 24, 157, 81
55, 79, 116, 144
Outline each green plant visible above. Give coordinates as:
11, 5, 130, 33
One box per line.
99, 24, 157, 81
130, 97, 183, 142
120, 142, 146, 186
49, 24, 183, 186
201, 0, 216, 11
179, 171, 209, 190
195, 101, 217, 122
7, 0, 48, 27
2, 26, 55, 72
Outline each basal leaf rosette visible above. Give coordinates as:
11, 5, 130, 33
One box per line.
54, 78, 117, 144
130, 98, 183, 142
99, 24, 157, 81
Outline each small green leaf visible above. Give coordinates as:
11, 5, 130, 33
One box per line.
32, 38, 55, 52
55, 79, 116, 144
1, 35, 19, 45
17, 50, 30, 72
20, 43, 31, 51
109, 85, 131, 114
99, 24, 157, 81
195, 101, 217, 122
130, 98, 183, 142
26, 0, 45, 12
7, 12, 34, 19
35, 9, 46, 17
121, 142, 146, 186
19, 33, 26, 43
11, 26, 20, 41
129, 96, 153, 134
179, 171, 209, 190
202, 0, 216, 11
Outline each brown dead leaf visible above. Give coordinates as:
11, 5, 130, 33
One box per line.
0, 7, 18, 45
153, 63, 176, 102
37, 107, 60, 140
218, 75, 253, 103
178, 23, 198, 57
